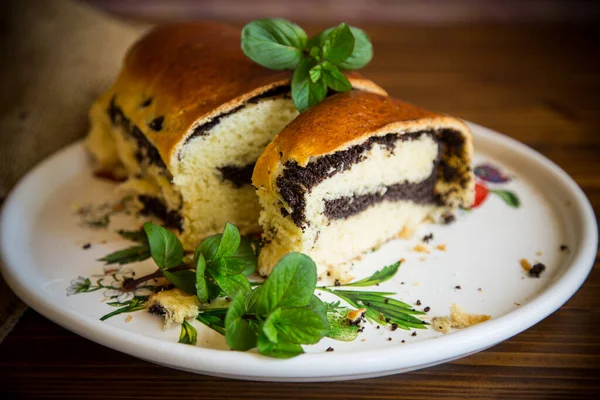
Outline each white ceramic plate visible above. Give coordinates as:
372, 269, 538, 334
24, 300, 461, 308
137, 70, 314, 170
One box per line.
0, 122, 597, 382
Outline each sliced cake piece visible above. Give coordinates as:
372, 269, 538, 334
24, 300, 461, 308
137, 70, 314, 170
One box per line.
85, 22, 385, 249
253, 91, 475, 279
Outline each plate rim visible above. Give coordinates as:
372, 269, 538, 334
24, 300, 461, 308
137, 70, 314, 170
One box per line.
1, 122, 597, 381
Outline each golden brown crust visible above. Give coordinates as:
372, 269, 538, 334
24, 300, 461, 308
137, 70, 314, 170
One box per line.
94, 22, 386, 167
253, 90, 471, 192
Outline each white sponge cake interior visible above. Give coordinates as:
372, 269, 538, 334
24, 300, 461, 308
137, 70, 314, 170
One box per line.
257, 128, 474, 280
174, 96, 298, 248
87, 93, 298, 248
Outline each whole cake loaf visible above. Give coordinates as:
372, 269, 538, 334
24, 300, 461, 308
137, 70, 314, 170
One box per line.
86, 22, 385, 248
253, 91, 475, 280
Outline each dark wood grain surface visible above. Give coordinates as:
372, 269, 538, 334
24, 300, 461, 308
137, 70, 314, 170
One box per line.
1, 24, 599, 399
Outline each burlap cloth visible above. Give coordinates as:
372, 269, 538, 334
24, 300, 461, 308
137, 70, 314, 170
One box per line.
0, 0, 148, 342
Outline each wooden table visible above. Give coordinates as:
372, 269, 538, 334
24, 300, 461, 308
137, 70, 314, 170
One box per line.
1, 24, 599, 399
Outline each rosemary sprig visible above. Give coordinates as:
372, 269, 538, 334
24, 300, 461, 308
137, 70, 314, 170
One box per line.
317, 261, 429, 330
97, 229, 150, 265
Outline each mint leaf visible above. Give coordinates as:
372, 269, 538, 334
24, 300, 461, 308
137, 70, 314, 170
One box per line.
195, 253, 208, 303
206, 278, 222, 301
255, 252, 317, 315
214, 222, 240, 260
263, 307, 329, 345
210, 271, 251, 298
309, 65, 322, 83
143, 222, 183, 269
322, 23, 354, 65
227, 237, 258, 276
163, 269, 196, 295
343, 261, 400, 287
245, 286, 262, 314
195, 235, 220, 262
225, 293, 257, 351
307, 294, 328, 318
261, 308, 281, 343
308, 25, 372, 70
257, 331, 303, 359
321, 62, 352, 92
292, 58, 327, 113
241, 18, 307, 70
178, 320, 198, 346
338, 27, 372, 69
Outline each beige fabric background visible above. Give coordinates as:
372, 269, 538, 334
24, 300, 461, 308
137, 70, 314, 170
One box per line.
0, 0, 147, 342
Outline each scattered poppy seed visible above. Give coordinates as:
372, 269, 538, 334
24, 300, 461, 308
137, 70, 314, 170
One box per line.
416, 300, 422, 306
82, 243, 91, 250
455, 285, 462, 290
529, 263, 546, 278
334, 279, 341, 287
384, 298, 389, 304
326, 347, 334, 352
401, 340, 406, 343
424, 306, 431, 312
140, 98, 153, 107
376, 325, 380, 330
411, 331, 417, 337
422, 233, 434, 243
387, 337, 392, 341
559, 244, 569, 252
385, 317, 391, 323
391, 323, 398, 331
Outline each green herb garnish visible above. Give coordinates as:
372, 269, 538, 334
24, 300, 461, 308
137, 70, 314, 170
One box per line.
97, 229, 151, 265
241, 18, 373, 112
178, 320, 198, 346
97, 222, 427, 358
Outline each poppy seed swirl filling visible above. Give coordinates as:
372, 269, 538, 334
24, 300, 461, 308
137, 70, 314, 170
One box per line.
276, 129, 466, 228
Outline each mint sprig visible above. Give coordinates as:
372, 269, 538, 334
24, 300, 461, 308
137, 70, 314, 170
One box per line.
102, 223, 426, 358
241, 19, 373, 112
225, 253, 329, 358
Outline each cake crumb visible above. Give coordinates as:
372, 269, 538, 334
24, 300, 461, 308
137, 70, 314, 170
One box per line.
514, 302, 521, 306
397, 226, 414, 239
412, 244, 430, 254
442, 213, 456, 225
361, 338, 367, 342
432, 304, 491, 334
125, 315, 133, 323
347, 308, 366, 324
399, 258, 406, 264
435, 244, 447, 251
520, 258, 532, 271
412, 282, 420, 287
536, 251, 543, 256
